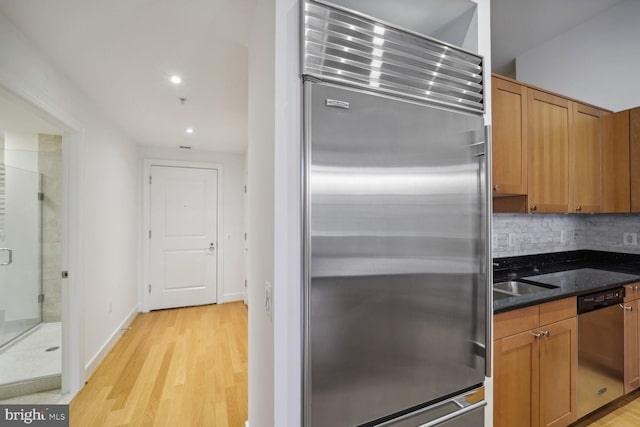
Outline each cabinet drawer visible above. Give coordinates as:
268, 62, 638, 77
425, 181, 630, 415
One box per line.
540, 297, 576, 326
495, 305, 539, 339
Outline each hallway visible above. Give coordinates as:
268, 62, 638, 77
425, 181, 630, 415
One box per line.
69, 302, 247, 426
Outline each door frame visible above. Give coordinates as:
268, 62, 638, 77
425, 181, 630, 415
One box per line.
0, 77, 85, 395
141, 159, 224, 312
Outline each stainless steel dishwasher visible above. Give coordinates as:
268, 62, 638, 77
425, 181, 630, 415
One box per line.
577, 287, 625, 419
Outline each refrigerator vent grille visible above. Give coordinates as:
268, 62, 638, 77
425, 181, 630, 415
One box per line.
302, 0, 484, 113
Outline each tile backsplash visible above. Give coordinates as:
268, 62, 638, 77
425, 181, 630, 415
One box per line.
493, 213, 640, 258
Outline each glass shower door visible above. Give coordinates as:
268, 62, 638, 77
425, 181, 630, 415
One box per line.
0, 163, 43, 347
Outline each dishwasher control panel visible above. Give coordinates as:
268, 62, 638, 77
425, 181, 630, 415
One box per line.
577, 288, 625, 314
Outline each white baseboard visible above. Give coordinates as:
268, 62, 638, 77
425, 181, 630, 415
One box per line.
223, 292, 245, 303
84, 305, 140, 378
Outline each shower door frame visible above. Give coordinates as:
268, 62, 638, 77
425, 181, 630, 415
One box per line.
0, 164, 44, 349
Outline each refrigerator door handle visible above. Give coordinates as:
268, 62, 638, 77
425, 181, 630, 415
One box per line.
374, 387, 486, 427
0, 248, 13, 266
418, 401, 486, 427
483, 124, 492, 377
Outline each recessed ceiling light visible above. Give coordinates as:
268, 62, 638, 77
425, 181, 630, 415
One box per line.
185, 127, 194, 134
169, 75, 182, 84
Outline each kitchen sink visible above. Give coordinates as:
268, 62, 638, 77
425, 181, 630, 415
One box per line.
494, 280, 557, 297
493, 290, 515, 301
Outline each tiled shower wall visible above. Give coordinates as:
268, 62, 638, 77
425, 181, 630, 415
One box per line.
38, 134, 62, 323
493, 213, 640, 258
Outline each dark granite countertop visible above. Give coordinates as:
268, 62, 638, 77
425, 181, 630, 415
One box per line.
493, 250, 640, 314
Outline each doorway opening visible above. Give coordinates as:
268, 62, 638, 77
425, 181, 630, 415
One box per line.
0, 132, 64, 399
0, 82, 79, 401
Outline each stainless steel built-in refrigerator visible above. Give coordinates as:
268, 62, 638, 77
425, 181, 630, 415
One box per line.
302, 1, 489, 426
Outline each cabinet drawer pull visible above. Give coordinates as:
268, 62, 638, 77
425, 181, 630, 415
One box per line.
575, 206, 582, 212
494, 185, 500, 191
620, 304, 633, 311
541, 330, 550, 337
530, 204, 537, 212
531, 331, 541, 339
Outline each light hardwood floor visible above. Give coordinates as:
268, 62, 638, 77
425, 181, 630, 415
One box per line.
70, 302, 247, 427
571, 388, 640, 426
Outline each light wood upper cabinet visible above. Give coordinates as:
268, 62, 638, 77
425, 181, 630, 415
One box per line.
491, 75, 615, 213
572, 103, 603, 213
527, 89, 572, 213
492, 76, 527, 195
602, 110, 631, 212
630, 108, 640, 212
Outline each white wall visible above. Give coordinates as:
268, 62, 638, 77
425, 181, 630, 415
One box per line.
516, 0, 640, 112
137, 146, 246, 303
471, 1, 492, 425
0, 12, 139, 387
247, 0, 276, 425
273, 0, 302, 425
82, 129, 138, 373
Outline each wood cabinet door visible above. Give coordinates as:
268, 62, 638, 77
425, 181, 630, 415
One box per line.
630, 108, 640, 212
492, 76, 527, 195
539, 317, 577, 427
624, 283, 640, 302
603, 110, 630, 212
528, 89, 572, 213
572, 103, 602, 213
624, 299, 640, 394
494, 332, 540, 427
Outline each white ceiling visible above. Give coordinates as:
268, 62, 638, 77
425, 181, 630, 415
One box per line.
491, 0, 626, 76
0, 0, 628, 153
0, 0, 251, 153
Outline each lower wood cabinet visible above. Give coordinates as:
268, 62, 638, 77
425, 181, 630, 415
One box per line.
623, 283, 640, 393
494, 298, 577, 427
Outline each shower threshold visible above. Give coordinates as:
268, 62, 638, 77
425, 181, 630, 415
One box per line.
0, 322, 61, 400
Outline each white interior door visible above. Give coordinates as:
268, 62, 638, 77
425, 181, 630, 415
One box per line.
149, 165, 218, 310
